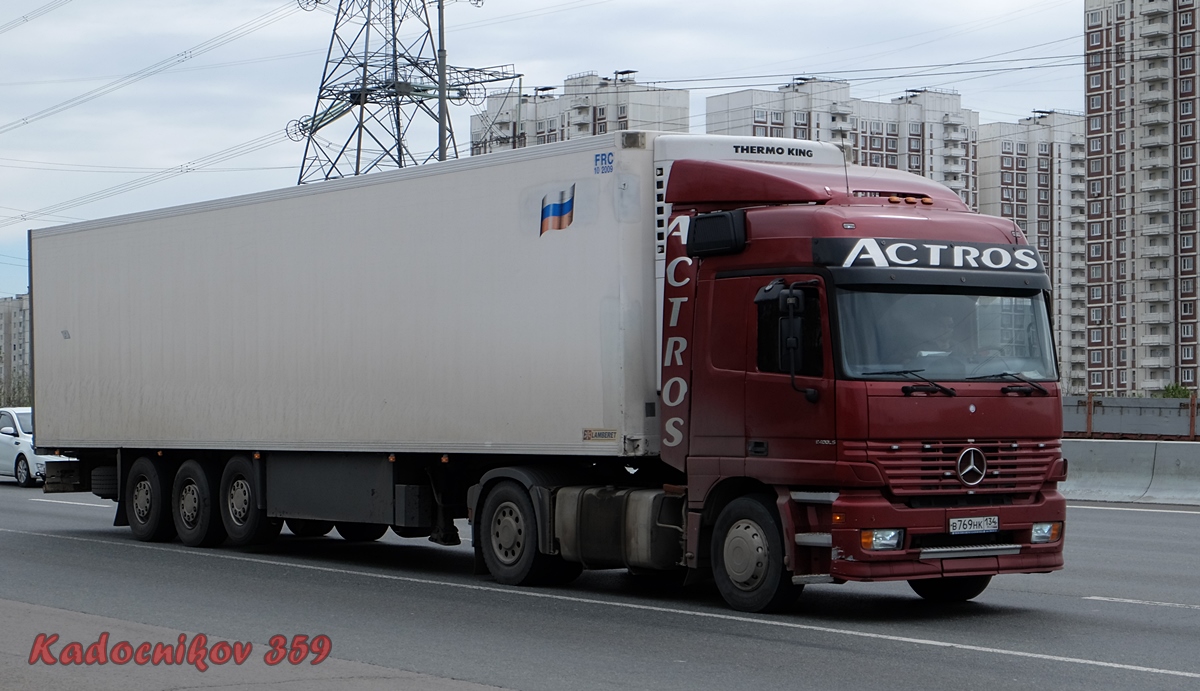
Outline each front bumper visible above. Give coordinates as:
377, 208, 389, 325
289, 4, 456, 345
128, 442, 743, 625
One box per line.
825, 489, 1065, 581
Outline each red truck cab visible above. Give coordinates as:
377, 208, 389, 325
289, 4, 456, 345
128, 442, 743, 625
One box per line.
659, 157, 1065, 611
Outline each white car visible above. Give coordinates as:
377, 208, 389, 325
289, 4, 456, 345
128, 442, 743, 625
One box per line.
0, 407, 72, 487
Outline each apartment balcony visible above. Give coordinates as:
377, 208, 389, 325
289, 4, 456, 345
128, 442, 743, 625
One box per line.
1070, 226, 1086, 239
1140, 24, 1171, 39
1068, 212, 1087, 223
1070, 259, 1086, 270
1142, 246, 1175, 260
1140, 111, 1173, 126
1069, 182, 1087, 193
1141, 155, 1173, 169
1141, 267, 1176, 280
1141, 334, 1175, 346
1141, 201, 1173, 214
1141, 46, 1173, 59
1141, 356, 1174, 368
943, 177, 967, 190
1070, 306, 1086, 317
1139, 3, 1170, 16
1070, 352, 1087, 364
830, 121, 853, 132
1139, 67, 1172, 82
944, 162, 966, 174
1070, 149, 1086, 161
830, 103, 853, 116
944, 145, 967, 158
1142, 313, 1176, 326
943, 113, 966, 126
1141, 290, 1173, 302
1142, 178, 1173, 192
1070, 134, 1085, 146
1142, 90, 1171, 104
1141, 134, 1173, 148
943, 130, 967, 142
1142, 221, 1173, 235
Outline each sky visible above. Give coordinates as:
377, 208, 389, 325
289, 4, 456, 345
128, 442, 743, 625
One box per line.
0, 0, 1083, 297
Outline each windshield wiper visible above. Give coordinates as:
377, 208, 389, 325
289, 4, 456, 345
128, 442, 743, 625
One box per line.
861, 369, 956, 397
965, 371, 1048, 395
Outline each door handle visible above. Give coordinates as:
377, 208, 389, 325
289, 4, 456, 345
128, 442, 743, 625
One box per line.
748, 440, 768, 456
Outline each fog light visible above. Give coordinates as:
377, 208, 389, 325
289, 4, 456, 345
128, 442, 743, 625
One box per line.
1031, 522, 1062, 543
861, 528, 905, 550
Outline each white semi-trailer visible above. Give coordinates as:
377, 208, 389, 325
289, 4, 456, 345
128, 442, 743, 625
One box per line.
32, 131, 1066, 612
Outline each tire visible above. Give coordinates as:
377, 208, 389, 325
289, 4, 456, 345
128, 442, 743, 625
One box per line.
711, 495, 802, 613
908, 575, 992, 603
479, 480, 567, 586
219, 455, 281, 546
334, 522, 388, 542
170, 460, 226, 547
14, 455, 35, 487
91, 466, 119, 499
124, 457, 177, 542
287, 519, 334, 538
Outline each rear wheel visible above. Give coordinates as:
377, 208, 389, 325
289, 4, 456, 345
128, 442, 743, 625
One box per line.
219, 456, 281, 546
908, 575, 992, 603
14, 456, 35, 487
480, 481, 574, 586
334, 522, 388, 542
171, 460, 226, 547
286, 519, 334, 537
125, 457, 176, 542
711, 495, 801, 613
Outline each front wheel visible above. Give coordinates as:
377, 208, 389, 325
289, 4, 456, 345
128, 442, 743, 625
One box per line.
908, 575, 992, 603
711, 495, 801, 613
14, 456, 35, 487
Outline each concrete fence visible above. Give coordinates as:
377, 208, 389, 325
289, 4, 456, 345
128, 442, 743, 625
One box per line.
1061, 439, 1200, 506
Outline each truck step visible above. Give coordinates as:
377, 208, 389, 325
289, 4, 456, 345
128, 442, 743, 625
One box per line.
794, 532, 832, 547
790, 491, 838, 504
792, 574, 835, 585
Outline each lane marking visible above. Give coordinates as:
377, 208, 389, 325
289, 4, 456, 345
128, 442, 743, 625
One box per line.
1067, 505, 1200, 515
1085, 596, 1200, 611
0, 528, 1198, 680
28, 498, 111, 508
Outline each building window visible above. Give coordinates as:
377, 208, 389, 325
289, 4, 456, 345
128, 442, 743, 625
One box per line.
1090, 328, 1103, 343
1184, 98, 1195, 112
1090, 372, 1103, 386
1090, 222, 1103, 237
1185, 302, 1196, 316
752, 109, 767, 123
794, 112, 808, 125
909, 122, 922, 135
1089, 138, 1104, 152
1186, 324, 1196, 338
1185, 123, 1196, 138
1090, 265, 1103, 278
1090, 244, 1103, 258
1187, 257, 1196, 271
752, 125, 766, 136
1186, 34, 1196, 49
1091, 287, 1103, 299
1186, 168, 1196, 183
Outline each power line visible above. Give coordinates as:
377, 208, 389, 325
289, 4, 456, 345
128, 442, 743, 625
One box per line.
0, 0, 75, 36
0, 1, 303, 136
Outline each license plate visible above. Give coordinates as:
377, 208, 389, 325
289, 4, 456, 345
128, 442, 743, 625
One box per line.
949, 516, 999, 535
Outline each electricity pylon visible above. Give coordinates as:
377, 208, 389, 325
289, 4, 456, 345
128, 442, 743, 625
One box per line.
289, 0, 517, 183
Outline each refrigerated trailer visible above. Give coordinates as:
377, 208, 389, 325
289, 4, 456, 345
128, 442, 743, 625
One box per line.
32, 132, 1066, 612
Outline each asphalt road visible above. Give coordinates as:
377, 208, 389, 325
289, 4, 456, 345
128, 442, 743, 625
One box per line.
1, 480, 1199, 691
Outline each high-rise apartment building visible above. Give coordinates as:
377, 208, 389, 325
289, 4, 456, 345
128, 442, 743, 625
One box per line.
1085, 0, 1199, 395
0, 293, 30, 405
706, 79, 980, 209
469, 71, 689, 155
978, 113, 1087, 393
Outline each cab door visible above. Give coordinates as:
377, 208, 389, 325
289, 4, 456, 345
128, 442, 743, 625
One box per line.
743, 275, 837, 469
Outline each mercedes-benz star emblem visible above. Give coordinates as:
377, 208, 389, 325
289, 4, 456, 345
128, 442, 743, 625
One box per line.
956, 447, 987, 487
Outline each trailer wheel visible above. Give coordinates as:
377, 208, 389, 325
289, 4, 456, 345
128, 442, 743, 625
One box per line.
908, 575, 992, 603
335, 522, 388, 542
711, 495, 801, 613
14, 455, 35, 487
286, 519, 334, 538
480, 481, 565, 586
220, 456, 281, 546
171, 460, 227, 547
125, 457, 177, 542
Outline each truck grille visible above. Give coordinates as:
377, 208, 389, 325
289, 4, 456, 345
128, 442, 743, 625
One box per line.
844, 440, 1059, 496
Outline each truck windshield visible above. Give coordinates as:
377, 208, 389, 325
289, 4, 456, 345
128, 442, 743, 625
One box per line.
836, 287, 1057, 382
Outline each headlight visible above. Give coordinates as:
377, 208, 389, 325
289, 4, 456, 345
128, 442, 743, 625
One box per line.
35, 462, 45, 472
861, 528, 905, 550
1031, 522, 1062, 543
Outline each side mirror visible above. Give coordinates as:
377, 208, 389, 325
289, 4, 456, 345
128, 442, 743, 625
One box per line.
687, 210, 746, 258
0, 426, 15, 437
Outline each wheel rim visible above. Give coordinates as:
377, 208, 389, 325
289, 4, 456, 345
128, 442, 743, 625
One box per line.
490, 500, 525, 566
227, 478, 251, 526
723, 518, 769, 592
15, 459, 28, 484
178, 481, 200, 529
132, 478, 153, 524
